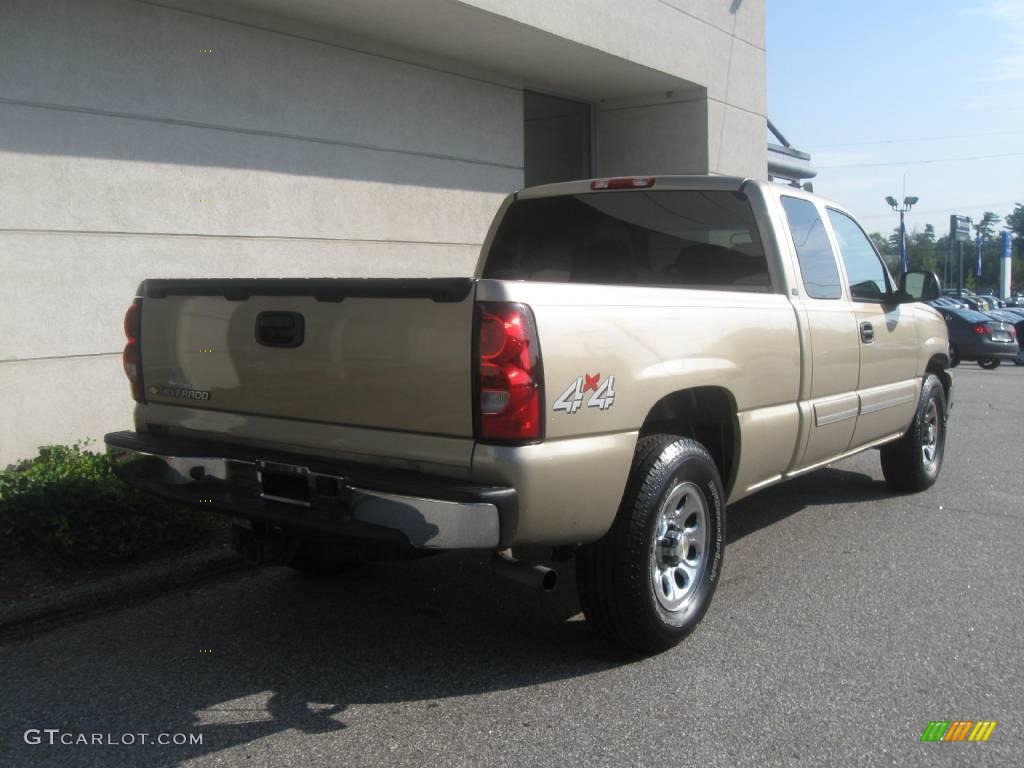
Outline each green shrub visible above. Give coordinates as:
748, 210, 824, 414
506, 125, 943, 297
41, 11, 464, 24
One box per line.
0, 441, 221, 565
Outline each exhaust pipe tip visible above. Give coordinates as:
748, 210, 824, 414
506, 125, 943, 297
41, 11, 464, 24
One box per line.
493, 553, 558, 592
540, 567, 558, 592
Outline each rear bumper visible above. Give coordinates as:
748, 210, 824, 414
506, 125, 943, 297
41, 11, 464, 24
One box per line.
956, 339, 1018, 360
104, 430, 516, 550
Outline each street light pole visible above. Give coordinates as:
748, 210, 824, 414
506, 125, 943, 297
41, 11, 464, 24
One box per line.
885, 195, 919, 273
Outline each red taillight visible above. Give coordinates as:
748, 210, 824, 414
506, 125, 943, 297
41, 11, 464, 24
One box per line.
972, 324, 989, 335
122, 299, 145, 402
591, 176, 655, 190
476, 302, 542, 442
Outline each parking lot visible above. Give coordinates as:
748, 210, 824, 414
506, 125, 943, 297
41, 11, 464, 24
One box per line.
2, 365, 1021, 767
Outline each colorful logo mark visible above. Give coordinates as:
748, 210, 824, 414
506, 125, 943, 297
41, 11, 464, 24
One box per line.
920, 721, 997, 742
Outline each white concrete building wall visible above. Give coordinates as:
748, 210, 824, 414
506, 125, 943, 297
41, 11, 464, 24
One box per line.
0, 0, 766, 464
596, 99, 710, 177
467, 0, 766, 176
0, 0, 523, 462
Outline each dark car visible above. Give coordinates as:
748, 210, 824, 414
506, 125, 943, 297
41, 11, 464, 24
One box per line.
978, 294, 1005, 309
928, 297, 969, 310
988, 308, 1024, 330
988, 310, 1024, 365
997, 307, 1024, 322
943, 292, 988, 311
937, 308, 1019, 368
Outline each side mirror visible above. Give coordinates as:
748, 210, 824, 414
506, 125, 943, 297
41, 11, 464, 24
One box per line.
899, 270, 941, 303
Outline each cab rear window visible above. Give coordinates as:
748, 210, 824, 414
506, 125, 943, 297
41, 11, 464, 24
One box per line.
483, 190, 772, 292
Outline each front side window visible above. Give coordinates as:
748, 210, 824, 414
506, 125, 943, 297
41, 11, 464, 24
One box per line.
483, 190, 772, 292
780, 196, 842, 300
827, 209, 892, 302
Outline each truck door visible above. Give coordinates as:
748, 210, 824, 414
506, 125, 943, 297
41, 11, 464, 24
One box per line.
780, 196, 860, 469
825, 209, 920, 448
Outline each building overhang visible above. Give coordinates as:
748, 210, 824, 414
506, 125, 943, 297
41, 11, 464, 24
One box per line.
162, 0, 702, 101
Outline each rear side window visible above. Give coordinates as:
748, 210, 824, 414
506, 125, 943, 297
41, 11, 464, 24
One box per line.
483, 190, 772, 292
827, 209, 892, 302
780, 196, 842, 300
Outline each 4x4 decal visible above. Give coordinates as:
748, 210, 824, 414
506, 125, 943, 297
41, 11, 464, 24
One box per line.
553, 374, 616, 414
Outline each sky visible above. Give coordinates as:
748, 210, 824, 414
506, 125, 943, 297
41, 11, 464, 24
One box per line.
767, 0, 1024, 238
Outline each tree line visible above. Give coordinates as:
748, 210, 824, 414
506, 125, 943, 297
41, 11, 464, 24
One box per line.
869, 203, 1024, 292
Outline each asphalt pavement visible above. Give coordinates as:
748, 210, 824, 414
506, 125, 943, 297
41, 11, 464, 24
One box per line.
2, 364, 1022, 767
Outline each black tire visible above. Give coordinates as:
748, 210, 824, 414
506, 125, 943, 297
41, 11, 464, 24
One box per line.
949, 345, 960, 368
978, 358, 1001, 369
880, 374, 946, 492
576, 436, 726, 654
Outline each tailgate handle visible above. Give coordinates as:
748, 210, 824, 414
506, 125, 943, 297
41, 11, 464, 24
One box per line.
256, 312, 305, 348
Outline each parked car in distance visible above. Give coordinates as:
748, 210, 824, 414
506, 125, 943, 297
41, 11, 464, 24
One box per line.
928, 297, 968, 310
987, 310, 1024, 365
962, 297, 984, 311
987, 309, 1024, 330
995, 307, 1024, 325
977, 294, 1005, 309
943, 290, 989, 311
938, 308, 1019, 368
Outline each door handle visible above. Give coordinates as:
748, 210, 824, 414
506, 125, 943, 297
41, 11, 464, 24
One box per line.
860, 321, 874, 344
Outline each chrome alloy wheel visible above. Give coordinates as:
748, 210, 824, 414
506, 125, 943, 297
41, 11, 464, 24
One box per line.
921, 397, 940, 470
651, 481, 708, 612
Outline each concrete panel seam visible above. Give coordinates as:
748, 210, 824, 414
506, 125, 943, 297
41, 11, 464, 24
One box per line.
597, 96, 707, 114
715, 34, 736, 171
0, 97, 526, 173
0, 227, 484, 247
707, 96, 765, 119
651, 0, 765, 51
1, 352, 121, 365
133, 0, 524, 93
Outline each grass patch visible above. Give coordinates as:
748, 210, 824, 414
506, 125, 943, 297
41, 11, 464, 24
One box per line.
0, 441, 224, 566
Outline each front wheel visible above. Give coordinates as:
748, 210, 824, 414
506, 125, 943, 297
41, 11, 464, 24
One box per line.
949, 345, 960, 368
880, 374, 947, 492
978, 358, 1001, 369
576, 436, 725, 654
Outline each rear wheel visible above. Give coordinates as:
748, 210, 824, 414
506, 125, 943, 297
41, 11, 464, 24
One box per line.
949, 345, 960, 368
978, 358, 1001, 369
576, 436, 725, 654
880, 374, 946, 492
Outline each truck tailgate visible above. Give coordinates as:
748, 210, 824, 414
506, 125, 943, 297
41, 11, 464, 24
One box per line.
139, 278, 475, 437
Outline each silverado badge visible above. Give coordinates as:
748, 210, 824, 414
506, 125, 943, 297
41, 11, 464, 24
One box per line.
148, 385, 211, 401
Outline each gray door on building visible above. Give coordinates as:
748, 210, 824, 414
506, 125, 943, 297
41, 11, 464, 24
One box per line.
523, 91, 591, 187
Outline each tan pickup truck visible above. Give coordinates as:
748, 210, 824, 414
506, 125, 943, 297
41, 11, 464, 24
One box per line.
106, 175, 952, 652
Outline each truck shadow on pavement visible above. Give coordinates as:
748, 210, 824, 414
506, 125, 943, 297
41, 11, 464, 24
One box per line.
3, 467, 892, 767
726, 466, 891, 544
3, 550, 611, 767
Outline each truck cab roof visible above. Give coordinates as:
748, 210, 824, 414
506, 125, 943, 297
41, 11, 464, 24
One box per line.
514, 175, 851, 217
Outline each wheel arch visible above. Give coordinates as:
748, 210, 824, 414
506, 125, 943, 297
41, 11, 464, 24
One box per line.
637, 386, 740, 498
925, 354, 952, 412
